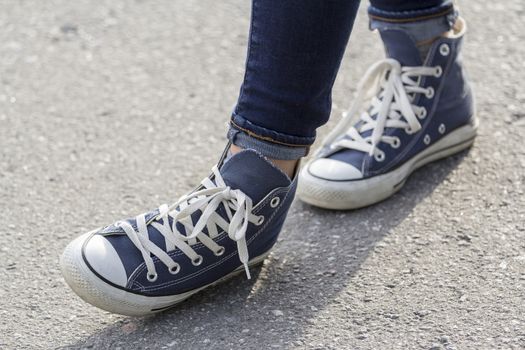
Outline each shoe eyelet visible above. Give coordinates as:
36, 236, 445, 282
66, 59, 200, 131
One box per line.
147, 273, 158, 282
214, 246, 225, 256
270, 196, 280, 208
191, 255, 203, 266
418, 107, 427, 119
434, 66, 443, 78
405, 126, 415, 135
256, 215, 265, 226
423, 134, 431, 145
374, 151, 385, 162
438, 123, 446, 134
391, 137, 401, 149
439, 43, 450, 56
425, 87, 435, 99
169, 264, 180, 275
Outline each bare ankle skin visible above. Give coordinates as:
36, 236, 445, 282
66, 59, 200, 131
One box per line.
229, 144, 298, 179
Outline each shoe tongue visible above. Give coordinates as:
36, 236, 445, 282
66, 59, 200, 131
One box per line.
379, 29, 423, 67
219, 149, 291, 203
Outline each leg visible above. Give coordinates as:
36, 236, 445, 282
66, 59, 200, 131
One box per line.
229, 0, 361, 165
60, 0, 362, 315
300, 1, 477, 209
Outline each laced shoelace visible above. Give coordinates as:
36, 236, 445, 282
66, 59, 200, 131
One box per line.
116, 165, 262, 281
320, 58, 442, 161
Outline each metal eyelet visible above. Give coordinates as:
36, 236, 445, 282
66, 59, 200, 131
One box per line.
147, 273, 158, 282
214, 246, 226, 256
434, 66, 443, 77
256, 215, 265, 226
425, 87, 435, 99
374, 151, 385, 162
270, 196, 280, 208
438, 123, 446, 134
191, 255, 203, 266
423, 134, 431, 145
418, 107, 427, 119
169, 264, 180, 275
439, 43, 450, 56
405, 126, 415, 135
391, 137, 401, 149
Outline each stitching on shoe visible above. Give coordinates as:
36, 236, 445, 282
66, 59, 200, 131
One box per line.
139, 187, 290, 292
366, 38, 455, 177
126, 188, 287, 285
127, 186, 291, 292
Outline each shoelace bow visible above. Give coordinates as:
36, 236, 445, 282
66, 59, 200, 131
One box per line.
116, 165, 262, 281
321, 58, 442, 160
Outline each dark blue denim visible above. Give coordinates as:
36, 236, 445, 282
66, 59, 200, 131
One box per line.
369, 0, 453, 20
230, 0, 360, 159
229, 0, 453, 159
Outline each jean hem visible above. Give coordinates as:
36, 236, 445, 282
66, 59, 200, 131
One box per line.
230, 114, 315, 147
227, 127, 309, 160
368, 3, 454, 22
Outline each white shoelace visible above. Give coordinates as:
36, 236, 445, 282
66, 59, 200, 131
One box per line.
321, 58, 442, 161
116, 165, 262, 281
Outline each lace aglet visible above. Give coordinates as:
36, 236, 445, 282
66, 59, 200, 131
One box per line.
243, 263, 251, 280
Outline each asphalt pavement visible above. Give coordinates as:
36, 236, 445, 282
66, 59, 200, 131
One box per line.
0, 1, 524, 349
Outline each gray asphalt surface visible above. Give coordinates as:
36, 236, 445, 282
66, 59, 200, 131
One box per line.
1, 1, 524, 349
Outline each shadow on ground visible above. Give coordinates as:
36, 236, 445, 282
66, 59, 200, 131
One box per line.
60, 150, 470, 350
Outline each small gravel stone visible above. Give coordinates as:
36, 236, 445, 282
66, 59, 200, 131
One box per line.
271, 310, 284, 317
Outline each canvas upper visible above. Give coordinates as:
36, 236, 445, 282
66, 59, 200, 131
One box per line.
307, 18, 474, 182
80, 148, 297, 297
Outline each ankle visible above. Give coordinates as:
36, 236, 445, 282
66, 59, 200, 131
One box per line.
229, 144, 298, 179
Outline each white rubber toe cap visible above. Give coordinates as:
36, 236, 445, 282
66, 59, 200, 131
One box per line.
308, 158, 363, 181
83, 234, 128, 287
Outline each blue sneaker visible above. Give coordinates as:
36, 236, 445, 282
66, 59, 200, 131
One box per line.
60, 148, 296, 315
299, 17, 477, 210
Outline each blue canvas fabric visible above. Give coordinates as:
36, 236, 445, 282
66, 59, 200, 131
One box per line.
314, 25, 474, 179
82, 149, 297, 297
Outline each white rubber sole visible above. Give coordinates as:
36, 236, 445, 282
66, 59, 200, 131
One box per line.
60, 232, 270, 316
298, 118, 478, 210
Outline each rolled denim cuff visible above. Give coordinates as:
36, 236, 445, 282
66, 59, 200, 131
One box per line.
369, 3, 457, 44
369, 1, 455, 23
228, 114, 312, 160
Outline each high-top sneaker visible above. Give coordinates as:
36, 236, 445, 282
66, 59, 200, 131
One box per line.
298, 17, 477, 210
60, 147, 297, 315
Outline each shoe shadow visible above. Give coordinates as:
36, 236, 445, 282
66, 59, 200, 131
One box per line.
60, 150, 470, 350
